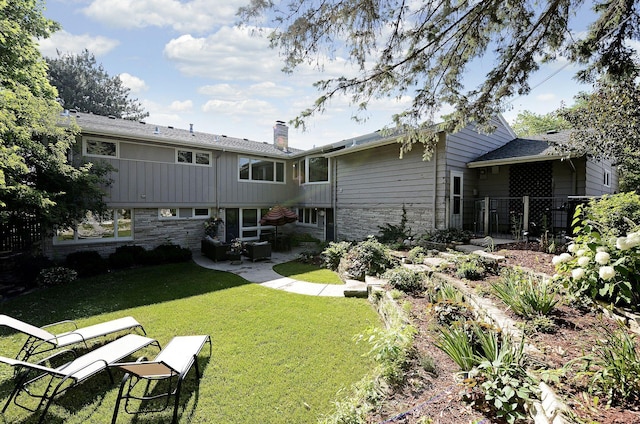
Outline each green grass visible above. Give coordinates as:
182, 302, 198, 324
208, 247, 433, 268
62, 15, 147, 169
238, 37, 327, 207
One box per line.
273, 260, 344, 285
0, 262, 379, 423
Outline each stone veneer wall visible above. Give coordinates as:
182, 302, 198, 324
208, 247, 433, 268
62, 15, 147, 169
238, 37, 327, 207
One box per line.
336, 206, 434, 241
44, 208, 206, 261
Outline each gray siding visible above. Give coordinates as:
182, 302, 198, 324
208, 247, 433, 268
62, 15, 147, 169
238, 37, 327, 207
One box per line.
296, 183, 332, 207
585, 158, 617, 196
334, 143, 436, 240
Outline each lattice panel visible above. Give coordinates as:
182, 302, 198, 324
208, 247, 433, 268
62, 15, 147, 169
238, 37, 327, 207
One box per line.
509, 162, 553, 227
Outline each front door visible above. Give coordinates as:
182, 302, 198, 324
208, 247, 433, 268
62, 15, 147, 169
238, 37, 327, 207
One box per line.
450, 171, 463, 229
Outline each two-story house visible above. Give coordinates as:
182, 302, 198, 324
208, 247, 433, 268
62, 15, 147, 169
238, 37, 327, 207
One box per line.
44, 111, 617, 259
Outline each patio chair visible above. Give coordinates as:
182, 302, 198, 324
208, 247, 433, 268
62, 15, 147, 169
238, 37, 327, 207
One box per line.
0, 333, 160, 423
0, 314, 145, 362
111, 335, 212, 424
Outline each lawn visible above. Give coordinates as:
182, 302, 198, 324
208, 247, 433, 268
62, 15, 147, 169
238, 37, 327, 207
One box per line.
0, 262, 380, 423
273, 260, 344, 285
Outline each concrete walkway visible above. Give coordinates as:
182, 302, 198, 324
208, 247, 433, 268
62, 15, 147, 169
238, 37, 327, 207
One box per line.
192, 248, 367, 297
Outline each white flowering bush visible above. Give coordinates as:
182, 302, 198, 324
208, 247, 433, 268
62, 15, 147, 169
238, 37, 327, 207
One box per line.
553, 204, 640, 310
38, 267, 78, 287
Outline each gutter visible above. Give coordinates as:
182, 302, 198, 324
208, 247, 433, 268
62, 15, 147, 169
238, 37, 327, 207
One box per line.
467, 154, 574, 169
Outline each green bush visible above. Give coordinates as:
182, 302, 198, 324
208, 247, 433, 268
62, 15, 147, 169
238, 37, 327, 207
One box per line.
139, 243, 192, 265
584, 192, 640, 237
66, 250, 108, 277
418, 228, 473, 244
15, 254, 55, 288
37, 267, 78, 287
108, 245, 147, 269
406, 246, 426, 264
377, 205, 412, 243
383, 267, 425, 293
322, 241, 352, 271
454, 256, 486, 280
340, 237, 392, 280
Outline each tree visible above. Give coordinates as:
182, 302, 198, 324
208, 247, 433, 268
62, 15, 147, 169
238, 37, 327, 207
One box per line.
511, 110, 571, 137
47, 49, 149, 121
0, 0, 111, 233
239, 0, 640, 158
558, 75, 640, 192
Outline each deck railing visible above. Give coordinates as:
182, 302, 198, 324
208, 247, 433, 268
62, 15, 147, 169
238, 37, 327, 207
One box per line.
466, 196, 590, 239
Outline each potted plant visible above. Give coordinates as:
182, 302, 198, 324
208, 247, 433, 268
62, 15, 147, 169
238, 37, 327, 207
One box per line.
204, 217, 223, 238
227, 238, 243, 263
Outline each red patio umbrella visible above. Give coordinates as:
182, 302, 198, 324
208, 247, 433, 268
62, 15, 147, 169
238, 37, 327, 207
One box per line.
260, 206, 298, 243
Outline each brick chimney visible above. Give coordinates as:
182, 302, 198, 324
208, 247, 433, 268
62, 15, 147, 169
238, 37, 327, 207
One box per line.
274, 120, 288, 151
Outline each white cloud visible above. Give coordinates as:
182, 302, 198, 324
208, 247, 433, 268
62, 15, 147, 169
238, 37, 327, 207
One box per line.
169, 100, 193, 111
38, 30, 119, 58
82, 0, 245, 33
198, 84, 244, 100
119, 73, 148, 93
201, 99, 273, 116
163, 27, 282, 81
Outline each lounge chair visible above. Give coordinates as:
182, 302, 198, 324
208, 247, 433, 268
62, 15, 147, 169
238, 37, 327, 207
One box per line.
0, 314, 145, 362
0, 333, 160, 423
111, 335, 212, 423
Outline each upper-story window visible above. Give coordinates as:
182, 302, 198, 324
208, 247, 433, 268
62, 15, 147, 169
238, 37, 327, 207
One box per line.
84, 138, 117, 158
298, 156, 329, 184
177, 149, 211, 166
238, 156, 285, 183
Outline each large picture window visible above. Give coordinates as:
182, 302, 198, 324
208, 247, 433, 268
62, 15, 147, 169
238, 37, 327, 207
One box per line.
238, 156, 285, 183
55, 209, 132, 243
298, 156, 329, 184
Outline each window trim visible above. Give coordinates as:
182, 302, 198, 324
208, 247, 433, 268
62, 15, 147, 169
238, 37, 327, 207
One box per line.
297, 208, 318, 226
175, 148, 211, 166
54, 209, 133, 244
158, 207, 211, 220
238, 156, 286, 184
603, 169, 611, 187
83, 137, 119, 158
300, 155, 330, 185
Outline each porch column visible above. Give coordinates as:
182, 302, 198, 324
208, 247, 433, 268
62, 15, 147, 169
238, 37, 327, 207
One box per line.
523, 196, 530, 232
484, 196, 490, 236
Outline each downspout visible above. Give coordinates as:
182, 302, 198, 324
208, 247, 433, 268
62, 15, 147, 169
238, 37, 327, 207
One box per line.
332, 158, 338, 241
432, 137, 438, 229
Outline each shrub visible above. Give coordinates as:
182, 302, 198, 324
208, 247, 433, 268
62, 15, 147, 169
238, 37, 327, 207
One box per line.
339, 237, 392, 280
37, 267, 78, 287
584, 192, 640, 237
554, 203, 640, 309
139, 243, 192, 265
406, 246, 426, 264
66, 250, 108, 278
322, 241, 352, 271
108, 245, 146, 269
14, 254, 55, 288
454, 256, 486, 280
418, 228, 473, 245
383, 267, 425, 293
377, 205, 412, 243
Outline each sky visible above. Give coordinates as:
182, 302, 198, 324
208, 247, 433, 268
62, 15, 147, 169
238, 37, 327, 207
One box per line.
39, 0, 603, 151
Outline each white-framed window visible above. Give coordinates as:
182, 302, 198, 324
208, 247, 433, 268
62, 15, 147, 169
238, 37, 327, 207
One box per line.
159, 208, 211, 220
84, 138, 118, 158
54, 209, 132, 243
238, 208, 273, 240
603, 170, 611, 187
298, 156, 329, 184
238, 156, 285, 183
298, 208, 318, 225
176, 149, 211, 166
